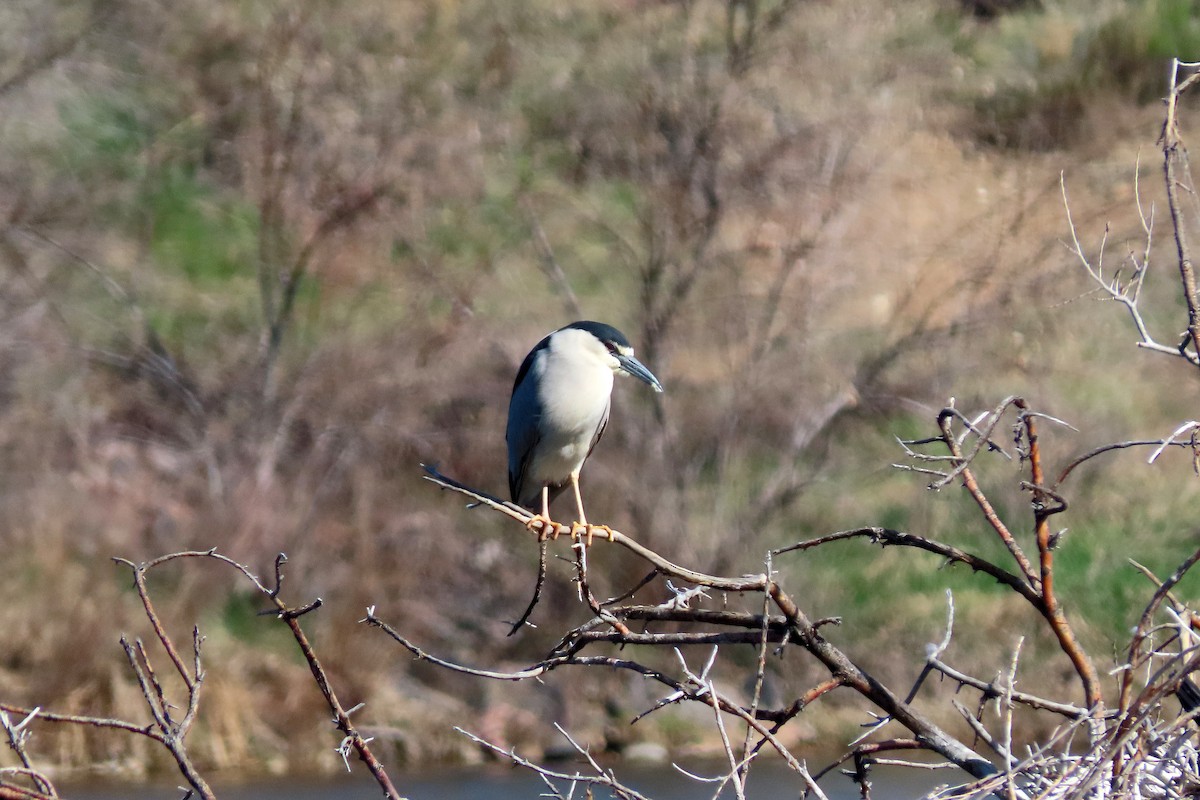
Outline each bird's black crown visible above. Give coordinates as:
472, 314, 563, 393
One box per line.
563, 320, 631, 349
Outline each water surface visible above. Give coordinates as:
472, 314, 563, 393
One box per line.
65, 758, 968, 799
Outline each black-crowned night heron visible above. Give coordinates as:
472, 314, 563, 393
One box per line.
506, 321, 663, 544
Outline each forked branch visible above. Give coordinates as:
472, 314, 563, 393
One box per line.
415, 467, 999, 783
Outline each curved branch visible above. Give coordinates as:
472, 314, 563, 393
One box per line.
775, 527, 1040, 604
1054, 439, 1193, 488
507, 538, 549, 636
422, 466, 771, 592
0, 705, 159, 742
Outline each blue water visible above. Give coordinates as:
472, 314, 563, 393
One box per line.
63, 758, 965, 798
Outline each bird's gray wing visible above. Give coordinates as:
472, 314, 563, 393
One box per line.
506, 358, 544, 507
586, 398, 611, 458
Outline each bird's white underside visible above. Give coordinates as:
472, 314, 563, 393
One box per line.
526, 327, 619, 486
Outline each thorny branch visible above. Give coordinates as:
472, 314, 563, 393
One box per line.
896, 398, 1107, 711
776, 527, 1040, 605
413, 424, 1199, 796
1016, 400, 1103, 711
934, 399, 1040, 589
413, 466, 1000, 785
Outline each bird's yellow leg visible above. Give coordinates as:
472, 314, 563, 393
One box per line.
568, 473, 613, 545
525, 486, 559, 541
569, 472, 590, 544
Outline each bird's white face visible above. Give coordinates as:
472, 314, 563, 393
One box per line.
552, 327, 625, 373
604, 343, 637, 375
544, 326, 664, 393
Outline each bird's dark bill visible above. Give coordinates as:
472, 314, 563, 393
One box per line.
616, 354, 663, 392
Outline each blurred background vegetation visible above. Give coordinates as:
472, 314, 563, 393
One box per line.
2, 0, 1200, 782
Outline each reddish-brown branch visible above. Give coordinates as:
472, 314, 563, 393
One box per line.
937, 409, 1040, 588
758, 677, 846, 724
1015, 401, 1102, 711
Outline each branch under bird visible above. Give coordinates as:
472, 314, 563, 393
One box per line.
506, 321, 663, 544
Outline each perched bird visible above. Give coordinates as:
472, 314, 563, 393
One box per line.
506, 321, 663, 543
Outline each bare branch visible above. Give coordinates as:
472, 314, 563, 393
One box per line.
776, 527, 1040, 604
1162, 58, 1200, 368
416, 469, 1001, 782
455, 726, 653, 800
924, 657, 1088, 719
931, 404, 1040, 588
1017, 401, 1103, 711
0, 710, 56, 799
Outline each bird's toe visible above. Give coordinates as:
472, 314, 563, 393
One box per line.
526, 514, 557, 541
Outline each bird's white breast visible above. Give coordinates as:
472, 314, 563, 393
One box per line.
529, 328, 615, 481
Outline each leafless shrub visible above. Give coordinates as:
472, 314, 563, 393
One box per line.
1, 550, 400, 800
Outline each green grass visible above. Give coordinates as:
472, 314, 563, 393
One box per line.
952, 0, 1200, 148
212, 591, 295, 651
147, 167, 260, 285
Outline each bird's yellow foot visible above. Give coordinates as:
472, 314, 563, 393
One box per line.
526, 514, 559, 541
570, 523, 614, 546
